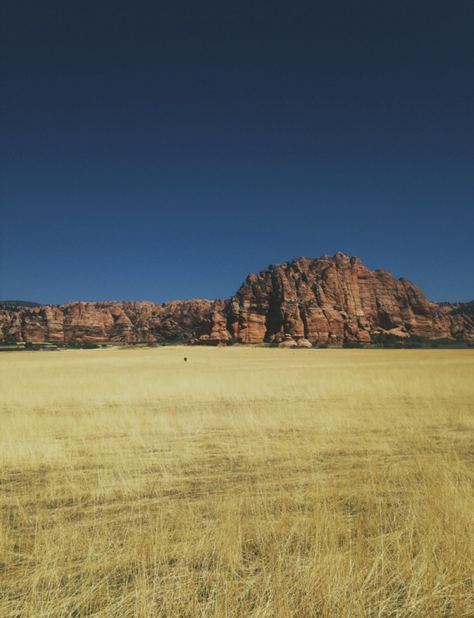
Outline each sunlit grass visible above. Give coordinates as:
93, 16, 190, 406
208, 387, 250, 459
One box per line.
1, 347, 473, 617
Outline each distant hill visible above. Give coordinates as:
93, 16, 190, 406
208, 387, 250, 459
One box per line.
0, 300, 42, 309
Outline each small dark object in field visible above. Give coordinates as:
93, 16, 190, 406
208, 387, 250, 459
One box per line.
184, 357, 187, 362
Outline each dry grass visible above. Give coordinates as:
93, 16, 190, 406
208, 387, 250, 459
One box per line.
0, 347, 473, 617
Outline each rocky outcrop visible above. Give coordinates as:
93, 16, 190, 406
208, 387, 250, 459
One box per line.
1, 254, 473, 345
0, 299, 213, 344
195, 300, 230, 345
296, 337, 312, 348
278, 335, 297, 348
213, 253, 474, 344
436, 301, 474, 341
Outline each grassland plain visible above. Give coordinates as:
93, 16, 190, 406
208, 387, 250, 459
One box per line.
0, 347, 473, 618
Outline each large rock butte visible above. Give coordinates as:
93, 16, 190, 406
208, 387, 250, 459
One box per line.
217, 253, 474, 344
1, 254, 473, 344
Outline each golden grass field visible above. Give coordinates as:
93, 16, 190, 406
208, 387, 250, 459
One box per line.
0, 347, 473, 618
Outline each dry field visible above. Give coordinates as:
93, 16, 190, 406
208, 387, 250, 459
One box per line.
0, 347, 473, 618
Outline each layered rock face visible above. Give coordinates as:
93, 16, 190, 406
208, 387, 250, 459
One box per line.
1, 253, 473, 344
195, 300, 231, 345
0, 299, 213, 344
215, 253, 474, 344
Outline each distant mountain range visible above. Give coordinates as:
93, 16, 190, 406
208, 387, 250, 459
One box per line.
1, 253, 473, 345
0, 300, 42, 308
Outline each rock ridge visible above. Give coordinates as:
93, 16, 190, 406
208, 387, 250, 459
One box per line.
1, 254, 473, 344
0, 299, 215, 344
209, 253, 474, 344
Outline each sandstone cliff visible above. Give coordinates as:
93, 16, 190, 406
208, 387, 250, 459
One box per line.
213, 253, 474, 344
0, 299, 213, 344
1, 254, 473, 344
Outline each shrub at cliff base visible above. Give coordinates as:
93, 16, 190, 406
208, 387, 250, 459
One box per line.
0, 348, 473, 617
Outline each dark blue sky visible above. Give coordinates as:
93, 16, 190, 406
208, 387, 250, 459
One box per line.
1, 1, 473, 304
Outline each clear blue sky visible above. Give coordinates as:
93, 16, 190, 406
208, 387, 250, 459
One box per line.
1, 1, 473, 304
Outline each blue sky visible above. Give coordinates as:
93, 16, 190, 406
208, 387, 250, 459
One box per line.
1, 1, 473, 304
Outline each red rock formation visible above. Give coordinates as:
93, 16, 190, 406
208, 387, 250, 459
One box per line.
1, 254, 472, 345
215, 253, 474, 344
196, 300, 230, 345
0, 299, 213, 344
436, 301, 474, 341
